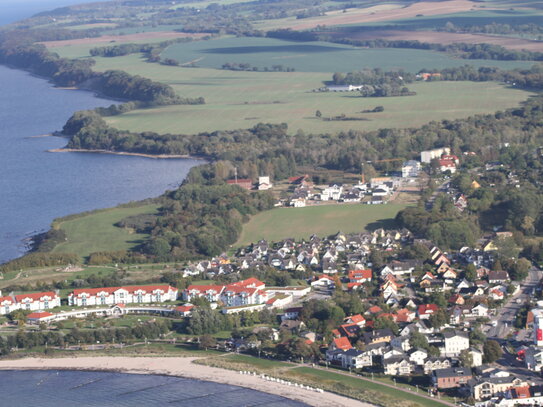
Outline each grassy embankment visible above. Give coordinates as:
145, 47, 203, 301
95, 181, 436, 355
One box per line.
236, 204, 408, 247
196, 354, 451, 407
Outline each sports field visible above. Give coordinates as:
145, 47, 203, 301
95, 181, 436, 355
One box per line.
236, 203, 408, 246
52, 204, 159, 259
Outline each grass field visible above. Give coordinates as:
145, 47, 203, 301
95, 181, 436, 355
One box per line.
160, 36, 536, 72
236, 204, 408, 246
52, 204, 159, 259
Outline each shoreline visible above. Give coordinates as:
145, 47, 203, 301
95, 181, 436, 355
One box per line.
0, 356, 369, 407
47, 147, 202, 160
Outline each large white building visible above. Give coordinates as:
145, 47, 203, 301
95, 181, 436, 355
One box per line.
68, 285, 178, 307
0, 291, 61, 314
420, 147, 451, 164
184, 278, 268, 307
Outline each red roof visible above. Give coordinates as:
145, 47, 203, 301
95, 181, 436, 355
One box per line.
512, 386, 531, 399
395, 309, 413, 323
418, 304, 439, 315
368, 305, 383, 314
439, 159, 456, 168
332, 336, 352, 351
15, 291, 57, 302
347, 282, 363, 290
27, 312, 54, 319
331, 329, 341, 337
175, 305, 194, 313
0, 296, 14, 304
186, 285, 225, 294
348, 269, 372, 280
228, 278, 265, 289
346, 314, 365, 324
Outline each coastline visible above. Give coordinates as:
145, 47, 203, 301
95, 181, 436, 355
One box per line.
0, 356, 370, 407
47, 147, 199, 160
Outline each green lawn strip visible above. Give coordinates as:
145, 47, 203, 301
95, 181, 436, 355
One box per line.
52, 204, 159, 260
236, 204, 408, 247
284, 367, 450, 407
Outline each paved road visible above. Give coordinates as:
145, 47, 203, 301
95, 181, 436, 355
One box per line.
485, 266, 542, 339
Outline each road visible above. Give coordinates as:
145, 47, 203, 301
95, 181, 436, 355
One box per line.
485, 266, 542, 339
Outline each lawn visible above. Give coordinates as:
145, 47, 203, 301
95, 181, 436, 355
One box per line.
236, 203, 408, 247
160, 36, 536, 72
51, 204, 159, 259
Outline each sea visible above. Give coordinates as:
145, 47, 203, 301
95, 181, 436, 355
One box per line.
0, 65, 201, 263
0, 370, 308, 406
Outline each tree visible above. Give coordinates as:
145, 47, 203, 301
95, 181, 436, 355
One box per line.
409, 330, 429, 349
465, 264, 477, 282
459, 349, 474, 367
198, 334, 217, 350
483, 340, 503, 363
469, 328, 486, 345
315, 110, 322, 118
429, 309, 448, 328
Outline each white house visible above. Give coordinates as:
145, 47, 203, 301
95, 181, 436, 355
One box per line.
258, 176, 273, 190
442, 331, 470, 357
402, 160, 421, 178
0, 296, 18, 315
409, 348, 428, 366
69, 285, 178, 307
421, 147, 451, 163
321, 184, 343, 200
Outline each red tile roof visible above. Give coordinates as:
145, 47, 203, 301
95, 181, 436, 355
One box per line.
175, 305, 194, 313
418, 304, 439, 315
368, 306, 383, 314
27, 312, 54, 319
0, 296, 14, 304
332, 336, 352, 351
348, 269, 372, 280
15, 291, 57, 302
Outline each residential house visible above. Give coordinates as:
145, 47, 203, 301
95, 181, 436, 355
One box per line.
329, 336, 352, 352
402, 160, 421, 178
408, 348, 428, 366
184, 285, 225, 302
383, 356, 414, 376
423, 358, 451, 375
0, 296, 17, 315
349, 269, 372, 283
421, 147, 451, 164
343, 349, 373, 369
488, 270, 510, 284
432, 367, 472, 389
469, 376, 527, 401
363, 329, 394, 346
69, 285, 178, 307
418, 304, 439, 320
442, 330, 470, 357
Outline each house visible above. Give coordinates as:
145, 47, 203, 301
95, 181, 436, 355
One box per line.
439, 158, 457, 174
488, 270, 510, 284
343, 349, 373, 369
470, 304, 489, 318
442, 330, 469, 357
348, 269, 372, 283
15, 291, 61, 311
418, 304, 439, 320
408, 348, 428, 366
423, 357, 451, 374
432, 367, 472, 389
344, 314, 366, 328
311, 274, 336, 288
469, 376, 527, 401
391, 335, 411, 352
330, 336, 352, 351
339, 323, 361, 338
26, 311, 55, 324
69, 285, 178, 307
221, 284, 268, 307
383, 356, 414, 376
525, 346, 543, 371
494, 385, 543, 407
282, 307, 303, 320
402, 160, 421, 178
420, 147, 451, 163
227, 178, 253, 190
448, 294, 465, 306
469, 347, 483, 367
363, 329, 394, 345
321, 183, 343, 200
258, 176, 272, 190
174, 304, 194, 317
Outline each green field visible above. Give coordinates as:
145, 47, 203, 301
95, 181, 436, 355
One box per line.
160, 36, 536, 72
52, 204, 159, 259
236, 203, 407, 246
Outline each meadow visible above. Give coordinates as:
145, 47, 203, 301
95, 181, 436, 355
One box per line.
236, 203, 408, 247
51, 204, 159, 259
82, 49, 533, 135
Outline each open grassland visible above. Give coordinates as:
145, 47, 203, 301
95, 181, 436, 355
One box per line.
51, 204, 159, 259
253, 0, 481, 30
236, 204, 408, 246
160, 36, 536, 72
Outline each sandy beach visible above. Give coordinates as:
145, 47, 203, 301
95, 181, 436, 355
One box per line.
0, 356, 370, 406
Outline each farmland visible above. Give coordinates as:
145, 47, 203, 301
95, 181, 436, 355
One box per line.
51, 204, 159, 259
236, 204, 408, 247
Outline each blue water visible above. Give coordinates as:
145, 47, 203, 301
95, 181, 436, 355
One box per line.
0, 0, 106, 26
0, 370, 308, 406
0, 65, 201, 263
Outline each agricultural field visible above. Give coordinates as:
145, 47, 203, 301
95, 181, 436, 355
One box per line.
236, 203, 408, 247
51, 204, 159, 259
159, 37, 536, 72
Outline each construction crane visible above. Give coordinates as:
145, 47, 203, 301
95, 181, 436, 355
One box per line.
360, 158, 404, 184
